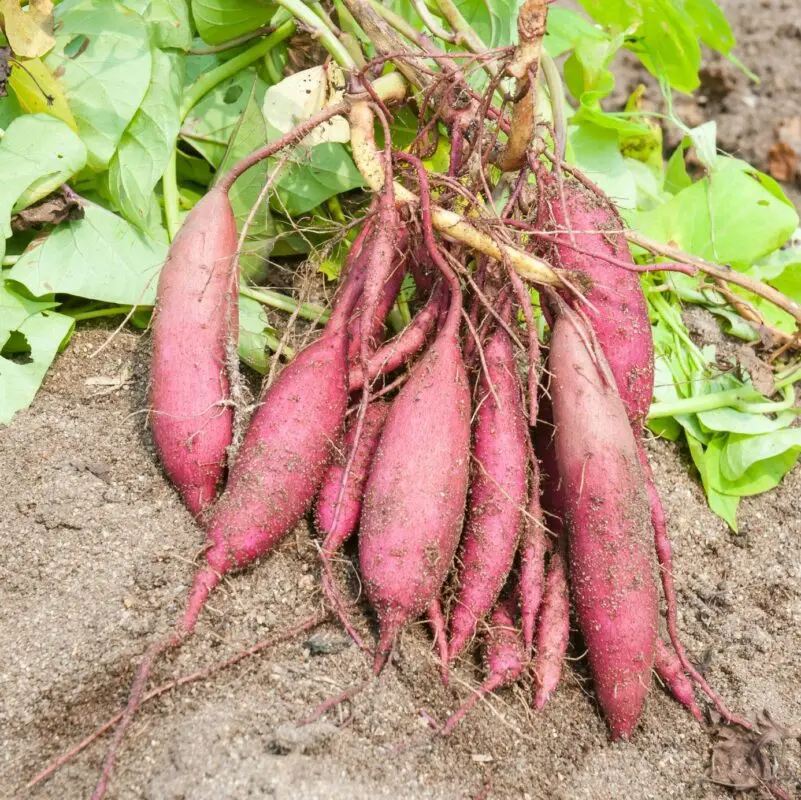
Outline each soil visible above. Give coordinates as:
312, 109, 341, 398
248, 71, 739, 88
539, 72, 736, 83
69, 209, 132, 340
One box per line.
608, 0, 801, 208
3, 3, 801, 799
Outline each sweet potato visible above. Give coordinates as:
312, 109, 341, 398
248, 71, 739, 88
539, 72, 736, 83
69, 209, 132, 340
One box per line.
149, 187, 238, 516
518, 459, 547, 656
347, 232, 408, 364
654, 638, 703, 721
359, 306, 470, 671
532, 540, 569, 709
549, 306, 658, 739
448, 322, 528, 660
316, 401, 389, 549
93, 263, 358, 799
348, 281, 444, 393
359, 152, 471, 673
529, 393, 569, 707
438, 597, 525, 734
539, 173, 654, 426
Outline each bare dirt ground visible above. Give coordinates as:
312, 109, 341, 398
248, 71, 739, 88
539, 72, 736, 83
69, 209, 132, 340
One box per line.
3, 2, 801, 798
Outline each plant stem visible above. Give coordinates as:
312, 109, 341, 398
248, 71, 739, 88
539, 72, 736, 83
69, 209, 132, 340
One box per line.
649, 388, 760, 419
162, 21, 297, 241
435, 0, 495, 66
189, 25, 276, 56
261, 331, 293, 358
179, 21, 296, 120
733, 384, 796, 414
163, 149, 181, 241
240, 286, 330, 323
264, 49, 283, 85
327, 194, 347, 224
67, 306, 134, 321
776, 366, 801, 389
627, 230, 801, 330
411, 0, 456, 42
179, 130, 229, 146
365, 0, 430, 50
2, 255, 19, 266
648, 380, 800, 419
274, 0, 356, 69
540, 49, 567, 161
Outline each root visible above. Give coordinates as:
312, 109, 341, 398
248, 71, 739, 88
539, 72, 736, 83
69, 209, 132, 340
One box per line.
28, 613, 327, 789
637, 442, 752, 730
296, 680, 367, 727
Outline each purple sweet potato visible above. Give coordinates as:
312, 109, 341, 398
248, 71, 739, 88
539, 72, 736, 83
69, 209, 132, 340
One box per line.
358, 157, 471, 672
359, 304, 471, 671
529, 393, 570, 707
200, 319, 349, 580
549, 306, 658, 739
518, 460, 547, 655
448, 322, 528, 661
348, 281, 445, 393
316, 401, 389, 549
438, 597, 526, 734
654, 638, 703, 721
539, 173, 654, 426
149, 187, 238, 516
94, 258, 359, 798
532, 540, 569, 709
347, 232, 408, 364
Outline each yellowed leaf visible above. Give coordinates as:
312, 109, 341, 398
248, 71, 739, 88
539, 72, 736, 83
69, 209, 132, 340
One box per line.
0, 0, 55, 58
8, 56, 77, 130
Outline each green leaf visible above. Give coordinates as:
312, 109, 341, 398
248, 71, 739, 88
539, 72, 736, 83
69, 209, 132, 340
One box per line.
181, 66, 265, 167
272, 142, 364, 217
686, 432, 739, 530
454, 0, 522, 48
191, 0, 273, 45
0, 281, 75, 425
721, 429, 801, 481
0, 114, 86, 259
664, 143, 691, 194
544, 7, 606, 58
259, 67, 359, 216
216, 77, 274, 282
238, 294, 278, 374
707, 433, 797, 497
122, 0, 193, 50
44, 0, 152, 170
684, 0, 735, 54
697, 406, 796, 435
262, 66, 349, 146
633, 156, 799, 267
687, 121, 717, 171
579, 0, 701, 92
107, 48, 183, 229
8, 201, 167, 305
0, 85, 23, 128
569, 122, 637, 210
635, 0, 701, 93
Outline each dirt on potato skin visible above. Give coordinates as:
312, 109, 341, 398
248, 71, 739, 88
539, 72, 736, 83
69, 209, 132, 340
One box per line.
4, 2, 801, 796
1, 318, 800, 800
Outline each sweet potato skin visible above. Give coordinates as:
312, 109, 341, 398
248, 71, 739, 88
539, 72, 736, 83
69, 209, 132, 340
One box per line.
359, 334, 471, 672
204, 325, 349, 574
540, 175, 654, 426
448, 324, 528, 660
150, 187, 238, 516
316, 401, 389, 548
549, 309, 658, 740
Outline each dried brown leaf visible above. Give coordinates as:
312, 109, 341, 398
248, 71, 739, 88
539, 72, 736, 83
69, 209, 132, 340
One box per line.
10, 191, 83, 233
0, 0, 55, 58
